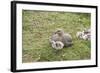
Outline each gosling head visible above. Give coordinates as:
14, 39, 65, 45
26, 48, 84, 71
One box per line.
55, 29, 64, 36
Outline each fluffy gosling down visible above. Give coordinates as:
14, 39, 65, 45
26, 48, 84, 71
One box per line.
76, 28, 91, 40
51, 41, 64, 50
49, 29, 73, 50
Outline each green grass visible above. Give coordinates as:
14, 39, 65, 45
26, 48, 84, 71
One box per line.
22, 10, 91, 63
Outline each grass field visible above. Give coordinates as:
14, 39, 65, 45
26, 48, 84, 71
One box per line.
22, 10, 91, 63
